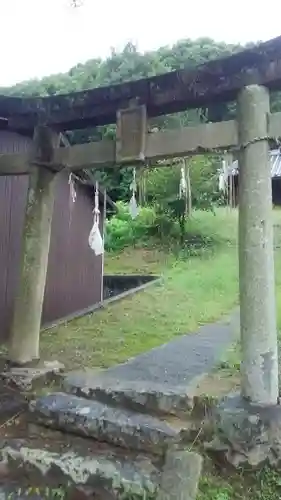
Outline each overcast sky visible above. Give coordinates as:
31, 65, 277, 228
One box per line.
1, 0, 280, 86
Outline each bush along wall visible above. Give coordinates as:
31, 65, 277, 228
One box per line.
104, 201, 216, 256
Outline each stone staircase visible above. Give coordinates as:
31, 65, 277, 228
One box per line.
0, 369, 205, 499
0, 311, 240, 497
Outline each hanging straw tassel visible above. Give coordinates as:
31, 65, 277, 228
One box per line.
179, 162, 189, 215
68, 173, 77, 204
129, 167, 139, 219
68, 173, 77, 228
179, 164, 187, 199
88, 181, 104, 256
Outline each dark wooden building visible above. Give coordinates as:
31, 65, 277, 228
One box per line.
0, 130, 109, 341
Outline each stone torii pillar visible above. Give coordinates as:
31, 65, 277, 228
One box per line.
8, 126, 60, 365
238, 84, 278, 405
213, 85, 281, 468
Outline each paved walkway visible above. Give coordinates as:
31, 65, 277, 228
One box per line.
102, 309, 240, 387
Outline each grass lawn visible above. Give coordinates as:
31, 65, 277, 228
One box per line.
40, 208, 239, 369
198, 461, 281, 500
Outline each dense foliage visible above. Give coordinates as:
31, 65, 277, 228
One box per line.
1, 38, 244, 99
105, 201, 216, 254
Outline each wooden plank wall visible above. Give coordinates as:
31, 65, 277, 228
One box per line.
0, 131, 103, 341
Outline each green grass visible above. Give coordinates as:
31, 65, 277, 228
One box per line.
40, 208, 239, 369
198, 460, 281, 500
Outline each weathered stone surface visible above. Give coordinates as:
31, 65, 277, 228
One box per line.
157, 449, 202, 500
208, 392, 281, 467
29, 393, 182, 454
0, 361, 64, 392
63, 371, 196, 417
1, 444, 160, 497
0, 389, 28, 424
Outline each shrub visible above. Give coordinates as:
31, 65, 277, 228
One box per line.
105, 202, 156, 251
105, 200, 219, 257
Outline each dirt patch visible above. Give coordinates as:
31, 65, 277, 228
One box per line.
194, 371, 241, 399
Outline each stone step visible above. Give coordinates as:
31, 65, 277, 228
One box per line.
0, 437, 160, 498
0, 437, 202, 500
63, 370, 201, 417
29, 393, 185, 454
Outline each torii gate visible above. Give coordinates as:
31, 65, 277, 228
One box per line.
1, 36, 281, 413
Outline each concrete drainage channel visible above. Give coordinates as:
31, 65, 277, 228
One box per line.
43, 274, 161, 331
103, 274, 161, 305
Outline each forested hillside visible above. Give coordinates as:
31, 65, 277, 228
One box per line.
1, 38, 244, 98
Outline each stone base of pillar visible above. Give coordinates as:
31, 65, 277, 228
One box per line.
0, 360, 64, 392
207, 393, 281, 468
5, 358, 41, 369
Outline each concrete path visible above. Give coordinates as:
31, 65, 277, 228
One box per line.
101, 309, 240, 387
